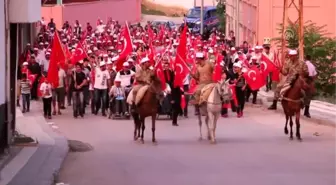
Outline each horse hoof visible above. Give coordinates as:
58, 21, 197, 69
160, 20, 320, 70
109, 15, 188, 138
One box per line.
297, 137, 302, 142
140, 140, 145, 144
152, 141, 158, 145
198, 137, 203, 141
289, 137, 294, 140
284, 129, 289, 135
210, 140, 217, 144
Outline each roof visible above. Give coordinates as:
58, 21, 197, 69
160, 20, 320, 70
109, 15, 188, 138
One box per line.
192, 6, 217, 11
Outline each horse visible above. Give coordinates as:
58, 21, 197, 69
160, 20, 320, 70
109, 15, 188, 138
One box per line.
131, 75, 163, 144
197, 80, 232, 144
281, 74, 310, 141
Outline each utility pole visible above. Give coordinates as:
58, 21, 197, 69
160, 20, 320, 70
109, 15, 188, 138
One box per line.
200, 0, 204, 35
194, 0, 196, 7
281, 0, 304, 63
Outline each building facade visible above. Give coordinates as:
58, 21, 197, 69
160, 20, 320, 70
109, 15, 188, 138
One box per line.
0, 0, 40, 153
225, 0, 336, 46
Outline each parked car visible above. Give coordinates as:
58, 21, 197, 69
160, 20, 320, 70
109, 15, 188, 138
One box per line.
151, 20, 177, 31
183, 6, 219, 34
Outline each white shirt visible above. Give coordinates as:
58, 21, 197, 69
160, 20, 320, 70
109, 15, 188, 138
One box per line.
94, 67, 110, 89
115, 70, 135, 87
58, 69, 67, 88
40, 59, 50, 72
39, 82, 52, 98
305, 60, 317, 77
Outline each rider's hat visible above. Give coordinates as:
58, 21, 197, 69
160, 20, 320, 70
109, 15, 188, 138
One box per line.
288, 49, 298, 55
140, 57, 150, 64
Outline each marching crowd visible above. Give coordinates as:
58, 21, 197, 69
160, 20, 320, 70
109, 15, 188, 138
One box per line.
17, 17, 317, 125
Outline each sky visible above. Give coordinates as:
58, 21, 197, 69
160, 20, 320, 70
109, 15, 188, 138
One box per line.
151, 0, 216, 9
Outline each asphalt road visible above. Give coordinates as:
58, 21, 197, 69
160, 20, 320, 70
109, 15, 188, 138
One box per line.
42, 103, 336, 185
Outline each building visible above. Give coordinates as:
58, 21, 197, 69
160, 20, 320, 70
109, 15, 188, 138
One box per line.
225, 0, 336, 46
41, 0, 141, 29
0, 0, 40, 153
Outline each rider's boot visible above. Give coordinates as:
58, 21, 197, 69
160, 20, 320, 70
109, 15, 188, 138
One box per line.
304, 105, 311, 118
268, 100, 277, 110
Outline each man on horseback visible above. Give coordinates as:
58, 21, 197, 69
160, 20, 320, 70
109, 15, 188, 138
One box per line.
268, 49, 309, 110
131, 57, 155, 106
190, 52, 214, 106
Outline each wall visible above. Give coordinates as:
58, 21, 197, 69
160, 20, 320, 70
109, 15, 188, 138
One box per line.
227, 0, 336, 46
41, 0, 141, 29
0, 0, 5, 105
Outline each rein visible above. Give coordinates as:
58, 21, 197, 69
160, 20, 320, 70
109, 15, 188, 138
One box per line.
282, 97, 302, 103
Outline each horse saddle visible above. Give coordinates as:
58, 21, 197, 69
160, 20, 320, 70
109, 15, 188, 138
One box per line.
135, 85, 150, 105
199, 83, 216, 104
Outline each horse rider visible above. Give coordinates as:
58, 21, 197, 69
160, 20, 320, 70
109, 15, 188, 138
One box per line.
268, 49, 309, 110
132, 57, 155, 106
190, 52, 214, 106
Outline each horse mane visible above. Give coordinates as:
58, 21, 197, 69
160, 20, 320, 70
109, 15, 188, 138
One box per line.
150, 75, 162, 92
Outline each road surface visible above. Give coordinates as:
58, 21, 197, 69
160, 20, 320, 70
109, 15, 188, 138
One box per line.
41, 103, 336, 185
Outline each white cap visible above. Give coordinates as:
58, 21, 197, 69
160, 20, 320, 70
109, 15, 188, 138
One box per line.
123, 62, 129, 67
99, 61, 106, 66
39, 42, 43, 45
112, 56, 119, 62
79, 60, 84, 64
255, 45, 263, 50
208, 48, 214, 54
251, 55, 258, 60
93, 47, 98, 51
127, 58, 134, 62
46, 52, 51, 55
114, 76, 121, 82
195, 52, 204, 58
140, 57, 150, 64
230, 47, 236, 51
23, 62, 28, 66
103, 54, 108, 57
106, 59, 113, 65
233, 62, 242, 68
288, 49, 298, 55
88, 50, 93, 54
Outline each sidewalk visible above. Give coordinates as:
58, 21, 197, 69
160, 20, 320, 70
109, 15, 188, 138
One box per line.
0, 107, 68, 185
257, 89, 336, 127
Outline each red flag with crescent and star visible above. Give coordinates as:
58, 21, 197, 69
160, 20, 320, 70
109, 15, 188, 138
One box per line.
260, 54, 277, 77
71, 42, 87, 64
243, 66, 265, 91
48, 32, 66, 88
154, 60, 167, 90
115, 22, 133, 71
173, 25, 189, 88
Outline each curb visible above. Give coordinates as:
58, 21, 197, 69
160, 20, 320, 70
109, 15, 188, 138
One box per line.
257, 92, 336, 128
6, 115, 68, 185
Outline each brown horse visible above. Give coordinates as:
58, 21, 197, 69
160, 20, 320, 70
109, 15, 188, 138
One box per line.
281, 74, 310, 141
131, 75, 163, 144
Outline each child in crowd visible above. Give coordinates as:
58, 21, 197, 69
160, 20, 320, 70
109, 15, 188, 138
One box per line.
40, 76, 53, 119
20, 73, 31, 113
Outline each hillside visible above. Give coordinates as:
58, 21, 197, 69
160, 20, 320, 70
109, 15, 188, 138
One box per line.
141, 0, 187, 17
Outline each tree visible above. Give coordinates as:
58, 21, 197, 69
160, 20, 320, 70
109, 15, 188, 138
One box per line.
216, 0, 226, 33
274, 20, 336, 97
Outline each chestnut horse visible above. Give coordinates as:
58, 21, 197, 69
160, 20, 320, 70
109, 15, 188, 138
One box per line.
281, 74, 309, 141
131, 75, 163, 144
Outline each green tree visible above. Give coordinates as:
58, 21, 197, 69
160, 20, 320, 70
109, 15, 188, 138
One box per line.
216, 0, 226, 33
274, 20, 336, 98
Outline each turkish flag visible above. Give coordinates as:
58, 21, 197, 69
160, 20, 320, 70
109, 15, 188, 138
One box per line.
212, 57, 222, 82
174, 25, 189, 87
154, 60, 167, 90
243, 66, 265, 91
71, 42, 87, 64
260, 54, 277, 76
115, 22, 133, 71
188, 62, 198, 94
48, 32, 66, 88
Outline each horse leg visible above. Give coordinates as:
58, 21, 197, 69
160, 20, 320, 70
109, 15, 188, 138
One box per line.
205, 115, 211, 140
151, 114, 157, 144
295, 111, 302, 141
284, 114, 289, 135
208, 112, 217, 144
197, 106, 203, 141
289, 116, 294, 140
133, 113, 139, 141
140, 117, 145, 144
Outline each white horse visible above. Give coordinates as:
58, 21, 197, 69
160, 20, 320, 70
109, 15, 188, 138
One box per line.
197, 80, 232, 144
